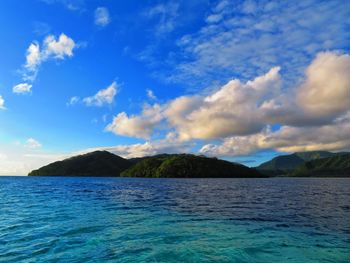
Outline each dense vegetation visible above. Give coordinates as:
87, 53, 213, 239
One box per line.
28, 151, 132, 176
28, 150, 350, 178
291, 154, 350, 177
121, 154, 263, 178
256, 151, 342, 176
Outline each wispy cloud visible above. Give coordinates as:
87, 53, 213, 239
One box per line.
40, 0, 85, 11
13, 83, 33, 94
0, 140, 66, 175
146, 89, 157, 100
94, 7, 111, 27
25, 138, 42, 149
66, 96, 80, 106
143, 2, 179, 36
83, 81, 118, 107
154, 0, 350, 87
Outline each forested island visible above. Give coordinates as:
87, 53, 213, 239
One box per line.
28, 151, 263, 178
28, 150, 350, 178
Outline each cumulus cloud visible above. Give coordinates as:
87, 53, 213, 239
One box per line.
107, 51, 350, 155
165, 66, 281, 140
13, 83, 33, 94
25, 43, 41, 71
106, 104, 163, 139
297, 52, 350, 119
95, 7, 111, 27
18, 33, 76, 86
106, 66, 281, 140
83, 81, 118, 107
0, 95, 5, 110
43, 33, 75, 59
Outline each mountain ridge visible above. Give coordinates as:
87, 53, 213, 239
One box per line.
28, 151, 263, 178
256, 151, 348, 175
292, 154, 350, 177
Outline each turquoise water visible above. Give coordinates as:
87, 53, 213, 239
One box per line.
0, 177, 349, 262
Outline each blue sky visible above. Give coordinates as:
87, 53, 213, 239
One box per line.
1, 0, 350, 175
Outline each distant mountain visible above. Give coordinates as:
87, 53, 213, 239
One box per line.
257, 151, 342, 175
292, 154, 350, 177
121, 154, 264, 178
28, 151, 132, 176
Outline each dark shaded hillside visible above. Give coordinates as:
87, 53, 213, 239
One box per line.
28, 151, 132, 176
121, 154, 264, 178
257, 151, 342, 175
291, 154, 350, 177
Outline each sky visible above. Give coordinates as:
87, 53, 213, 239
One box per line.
0, 0, 350, 175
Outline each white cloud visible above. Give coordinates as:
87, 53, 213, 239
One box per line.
0, 95, 5, 110
161, 0, 350, 87
106, 66, 281, 140
106, 51, 350, 156
297, 52, 350, 119
25, 43, 41, 71
146, 89, 157, 100
201, 117, 350, 157
165, 66, 281, 140
95, 7, 111, 27
83, 81, 118, 107
13, 83, 33, 94
43, 33, 75, 59
20, 33, 76, 84
106, 104, 163, 139
25, 138, 42, 149
67, 96, 80, 106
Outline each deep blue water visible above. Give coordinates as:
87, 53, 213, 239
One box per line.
0, 177, 349, 262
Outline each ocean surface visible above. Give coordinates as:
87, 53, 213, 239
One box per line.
0, 177, 349, 263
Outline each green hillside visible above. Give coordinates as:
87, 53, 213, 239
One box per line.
28, 151, 132, 176
121, 154, 263, 178
291, 154, 350, 177
257, 151, 337, 175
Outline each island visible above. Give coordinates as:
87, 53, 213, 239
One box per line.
28, 151, 263, 178
28, 150, 350, 178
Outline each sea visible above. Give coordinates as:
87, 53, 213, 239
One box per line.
0, 176, 349, 263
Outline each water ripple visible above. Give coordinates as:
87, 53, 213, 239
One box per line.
0, 177, 349, 262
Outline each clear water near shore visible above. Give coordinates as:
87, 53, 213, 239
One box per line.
0, 176, 349, 262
